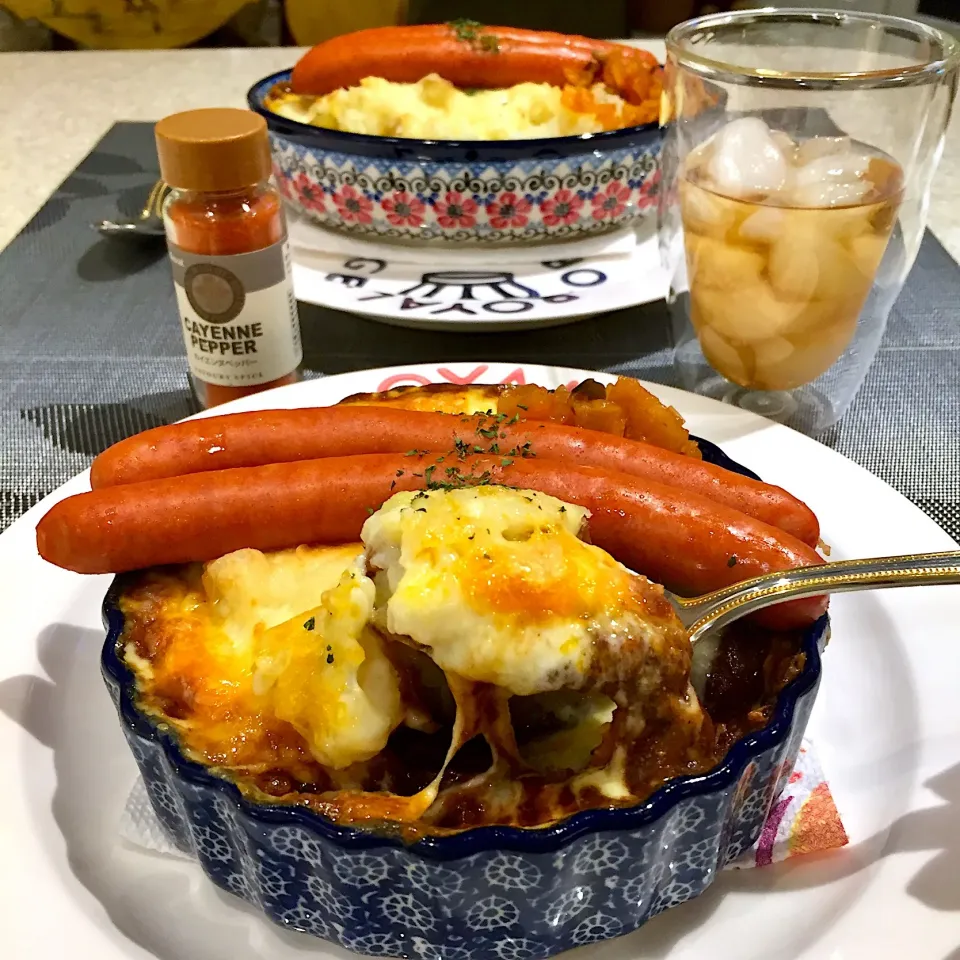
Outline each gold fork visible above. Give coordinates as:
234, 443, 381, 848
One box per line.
95, 180, 169, 238
670, 550, 960, 644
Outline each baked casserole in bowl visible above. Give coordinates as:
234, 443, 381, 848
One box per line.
246, 23, 666, 244
26, 374, 825, 958
99, 434, 826, 960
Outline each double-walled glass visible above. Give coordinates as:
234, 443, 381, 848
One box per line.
660, 9, 959, 434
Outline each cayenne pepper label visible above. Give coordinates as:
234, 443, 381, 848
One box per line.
168, 238, 302, 387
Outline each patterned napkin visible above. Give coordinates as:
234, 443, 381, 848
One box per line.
727, 741, 848, 869
120, 739, 847, 869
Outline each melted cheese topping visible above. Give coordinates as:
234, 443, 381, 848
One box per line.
254, 558, 402, 769
122, 486, 717, 831
339, 383, 501, 416
203, 544, 365, 659
362, 486, 674, 698
124, 543, 404, 773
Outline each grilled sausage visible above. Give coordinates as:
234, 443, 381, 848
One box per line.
290, 23, 658, 96
39, 453, 826, 628
89, 406, 820, 547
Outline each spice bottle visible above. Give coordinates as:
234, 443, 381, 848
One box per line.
155, 108, 302, 409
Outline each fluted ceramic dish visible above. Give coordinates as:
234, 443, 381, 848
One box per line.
247, 70, 662, 245
100, 435, 826, 960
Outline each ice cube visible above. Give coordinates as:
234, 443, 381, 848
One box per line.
795, 136, 851, 166
790, 178, 871, 209
789, 150, 873, 207
769, 227, 874, 343
819, 205, 878, 240
706, 117, 789, 200
680, 184, 736, 240
770, 226, 870, 305
768, 228, 823, 302
771, 130, 798, 158
849, 233, 889, 278
753, 320, 856, 390
697, 324, 751, 387
787, 290, 861, 337
692, 280, 802, 343
752, 336, 795, 368
795, 153, 871, 187
685, 234, 764, 291
737, 207, 786, 245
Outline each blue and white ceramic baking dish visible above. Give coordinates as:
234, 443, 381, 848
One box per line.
101, 438, 826, 959
247, 70, 663, 245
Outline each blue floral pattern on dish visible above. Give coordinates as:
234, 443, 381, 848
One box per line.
102, 437, 826, 959
248, 71, 662, 244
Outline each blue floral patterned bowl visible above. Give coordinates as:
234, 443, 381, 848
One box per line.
101, 437, 825, 959
247, 70, 663, 245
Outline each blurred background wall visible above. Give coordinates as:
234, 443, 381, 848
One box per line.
0, 0, 953, 51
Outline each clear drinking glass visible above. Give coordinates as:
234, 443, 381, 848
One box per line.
659, 9, 959, 434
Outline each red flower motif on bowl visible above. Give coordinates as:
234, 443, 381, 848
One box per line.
591, 181, 631, 221
636, 168, 661, 211
540, 189, 584, 227
436, 191, 479, 229
381, 191, 426, 227
333, 184, 373, 224
291, 173, 325, 212
486, 192, 532, 229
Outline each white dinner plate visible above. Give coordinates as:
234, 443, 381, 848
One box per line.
290, 234, 668, 331
2, 362, 958, 960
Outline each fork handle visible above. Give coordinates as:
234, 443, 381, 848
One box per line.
682, 550, 960, 644
141, 180, 168, 220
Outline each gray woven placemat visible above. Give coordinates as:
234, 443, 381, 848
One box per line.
2, 122, 958, 539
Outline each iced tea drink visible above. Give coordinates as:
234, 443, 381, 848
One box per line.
680, 117, 903, 391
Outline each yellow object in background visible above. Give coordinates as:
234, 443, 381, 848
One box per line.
284, 0, 407, 46
4, 0, 250, 48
